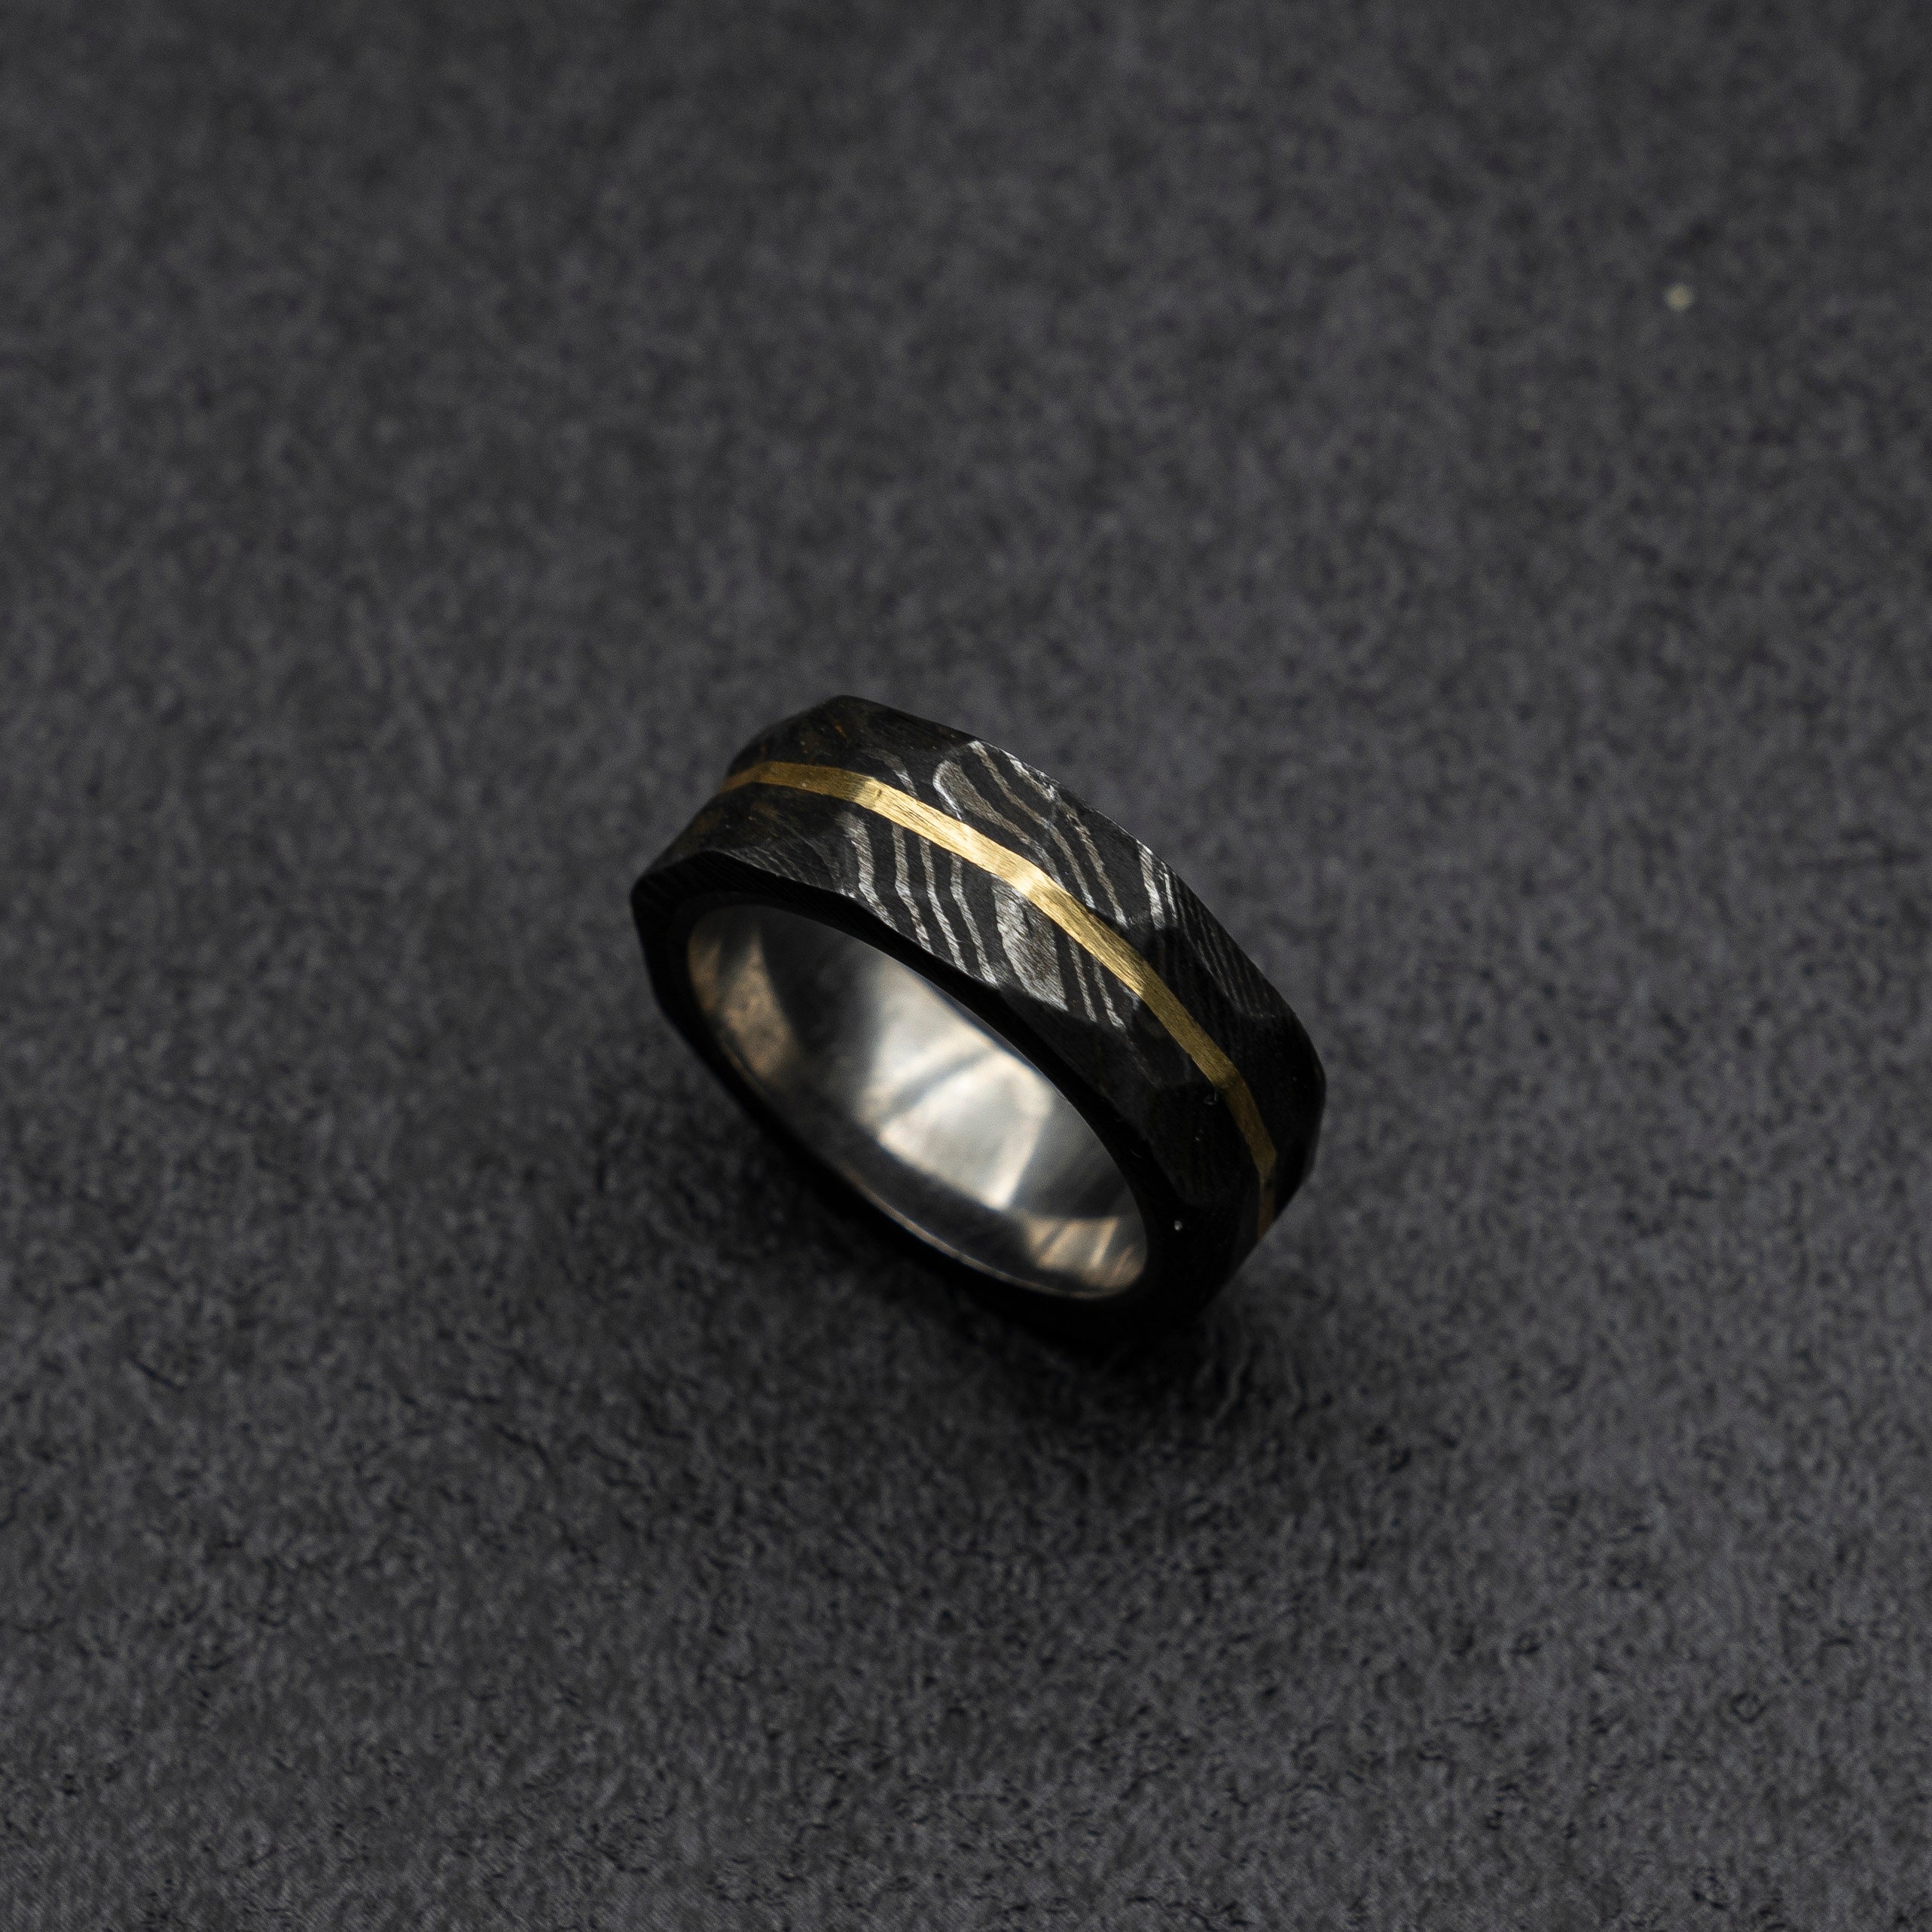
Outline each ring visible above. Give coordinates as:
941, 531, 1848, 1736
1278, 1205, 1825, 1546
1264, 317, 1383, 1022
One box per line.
632, 696, 1325, 1335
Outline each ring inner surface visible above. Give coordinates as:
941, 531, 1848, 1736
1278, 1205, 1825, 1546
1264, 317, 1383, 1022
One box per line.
686, 903, 1148, 1298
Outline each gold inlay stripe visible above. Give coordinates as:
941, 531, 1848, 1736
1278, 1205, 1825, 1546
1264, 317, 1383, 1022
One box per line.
718, 759, 1277, 1232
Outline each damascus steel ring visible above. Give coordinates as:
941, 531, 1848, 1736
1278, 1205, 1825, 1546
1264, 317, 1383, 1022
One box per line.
632, 696, 1324, 1336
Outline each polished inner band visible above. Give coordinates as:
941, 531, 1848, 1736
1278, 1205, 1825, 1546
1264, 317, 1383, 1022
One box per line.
686, 903, 1149, 1298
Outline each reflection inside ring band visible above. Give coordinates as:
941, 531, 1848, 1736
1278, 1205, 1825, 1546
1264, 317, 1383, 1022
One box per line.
685, 903, 1148, 1298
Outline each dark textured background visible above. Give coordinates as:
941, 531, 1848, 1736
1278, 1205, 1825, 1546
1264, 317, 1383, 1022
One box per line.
4, 0, 1928, 1924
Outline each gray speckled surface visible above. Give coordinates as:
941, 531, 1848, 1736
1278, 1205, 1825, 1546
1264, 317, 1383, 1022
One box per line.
4, 0, 1929, 1924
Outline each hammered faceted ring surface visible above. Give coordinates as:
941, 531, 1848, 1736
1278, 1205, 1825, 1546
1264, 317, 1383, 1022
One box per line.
633, 696, 1325, 1336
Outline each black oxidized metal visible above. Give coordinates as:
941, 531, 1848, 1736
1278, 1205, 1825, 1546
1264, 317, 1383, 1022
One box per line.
633, 695, 1324, 1337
